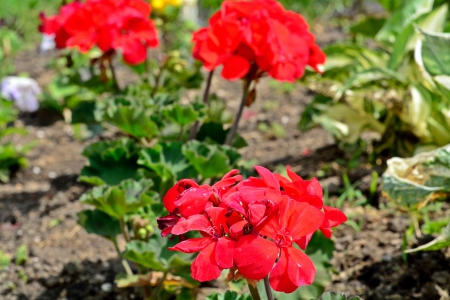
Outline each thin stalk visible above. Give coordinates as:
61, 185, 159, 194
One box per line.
225, 78, 251, 145
177, 125, 185, 141
119, 218, 131, 242
247, 281, 262, 300
109, 59, 120, 92
150, 271, 168, 300
263, 276, 274, 300
188, 70, 214, 140
112, 238, 133, 276
151, 67, 164, 97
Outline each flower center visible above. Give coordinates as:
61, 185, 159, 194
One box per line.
275, 228, 293, 248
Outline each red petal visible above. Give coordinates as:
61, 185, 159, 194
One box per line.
286, 166, 302, 181
215, 237, 235, 269
164, 179, 200, 212
191, 242, 222, 282
169, 237, 213, 253
248, 203, 267, 225
171, 214, 211, 235
221, 55, 250, 80
281, 199, 324, 239
234, 235, 278, 280
121, 40, 147, 65
230, 220, 248, 240
323, 206, 347, 227
269, 248, 298, 293
295, 233, 312, 250
255, 166, 280, 190
205, 207, 228, 233
176, 187, 212, 217
286, 246, 316, 286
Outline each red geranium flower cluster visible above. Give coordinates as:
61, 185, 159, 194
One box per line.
192, 0, 325, 82
158, 166, 347, 293
39, 0, 159, 64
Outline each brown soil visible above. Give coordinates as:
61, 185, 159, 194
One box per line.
2, 24, 450, 300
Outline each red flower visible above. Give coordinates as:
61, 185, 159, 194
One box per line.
233, 198, 324, 293
158, 165, 346, 294
169, 207, 236, 281
192, 0, 325, 82
39, 1, 82, 49
39, 0, 159, 64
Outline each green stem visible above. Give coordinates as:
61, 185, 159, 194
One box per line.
263, 276, 274, 300
177, 125, 185, 141
109, 58, 120, 93
247, 281, 262, 300
150, 272, 168, 300
225, 78, 251, 146
189, 70, 215, 140
112, 238, 133, 276
119, 218, 131, 242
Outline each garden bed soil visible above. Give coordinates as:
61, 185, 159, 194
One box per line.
2, 25, 450, 300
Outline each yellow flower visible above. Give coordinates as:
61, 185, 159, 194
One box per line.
151, 0, 183, 11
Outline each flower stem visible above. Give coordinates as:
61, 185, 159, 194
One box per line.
112, 238, 133, 276
247, 281, 262, 300
109, 58, 120, 93
263, 276, 274, 300
189, 70, 214, 140
225, 78, 251, 146
119, 218, 131, 242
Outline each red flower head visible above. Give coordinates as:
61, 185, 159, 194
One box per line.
192, 0, 325, 82
158, 166, 346, 294
39, 0, 159, 64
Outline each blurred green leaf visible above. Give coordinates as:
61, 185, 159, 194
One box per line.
382, 146, 450, 210
405, 222, 450, 252
163, 103, 199, 127
77, 209, 121, 239
138, 142, 192, 183
80, 138, 140, 186
420, 29, 450, 76
320, 292, 363, 300
183, 140, 240, 179
103, 103, 158, 139
196, 122, 247, 148
206, 291, 252, 300
123, 240, 166, 271
15, 245, 28, 266
80, 179, 156, 219
376, 0, 434, 44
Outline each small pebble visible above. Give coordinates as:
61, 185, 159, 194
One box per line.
48, 172, 57, 179
36, 130, 45, 139
32, 166, 41, 175
101, 283, 113, 292
281, 115, 289, 124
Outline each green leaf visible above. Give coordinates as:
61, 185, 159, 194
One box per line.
182, 140, 238, 179
80, 179, 156, 219
196, 122, 247, 148
350, 17, 386, 38
388, 4, 448, 70
420, 29, 450, 76
405, 222, 450, 252
103, 103, 158, 139
123, 240, 166, 271
382, 145, 450, 210
138, 142, 191, 183
205, 291, 252, 300
80, 138, 140, 186
320, 292, 363, 300
0, 249, 10, 270
163, 103, 199, 127
77, 209, 121, 239
376, 0, 434, 44
15, 245, 28, 265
